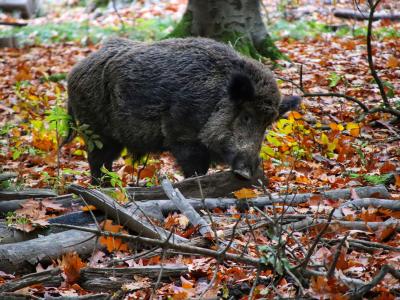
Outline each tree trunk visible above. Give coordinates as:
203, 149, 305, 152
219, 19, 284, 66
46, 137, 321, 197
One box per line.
167, 0, 283, 60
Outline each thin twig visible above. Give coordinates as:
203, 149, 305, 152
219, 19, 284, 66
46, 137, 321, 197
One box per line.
294, 208, 336, 270
327, 232, 349, 278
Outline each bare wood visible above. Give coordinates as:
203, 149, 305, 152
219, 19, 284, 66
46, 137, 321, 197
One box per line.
80, 266, 187, 292
129, 185, 390, 219
51, 223, 261, 267
122, 170, 266, 200
333, 8, 400, 21
349, 265, 400, 298
67, 184, 187, 243
161, 178, 212, 237
0, 194, 79, 214
340, 198, 400, 210
0, 0, 39, 19
0, 268, 62, 292
0, 229, 96, 274
0, 188, 57, 200
0, 172, 17, 182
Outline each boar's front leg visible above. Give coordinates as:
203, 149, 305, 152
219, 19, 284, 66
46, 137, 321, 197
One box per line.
171, 143, 210, 178
87, 140, 123, 185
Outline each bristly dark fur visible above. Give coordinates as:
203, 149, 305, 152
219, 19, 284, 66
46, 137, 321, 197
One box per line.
66, 37, 300, 183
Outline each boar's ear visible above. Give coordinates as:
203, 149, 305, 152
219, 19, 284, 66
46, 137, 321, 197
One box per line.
228, 73, 255, 104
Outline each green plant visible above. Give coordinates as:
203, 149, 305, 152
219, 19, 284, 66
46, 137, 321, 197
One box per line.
328, 72, 343, 88
76, 123, 103, 152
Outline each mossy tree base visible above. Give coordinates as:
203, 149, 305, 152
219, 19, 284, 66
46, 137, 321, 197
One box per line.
166, 0, 284, 61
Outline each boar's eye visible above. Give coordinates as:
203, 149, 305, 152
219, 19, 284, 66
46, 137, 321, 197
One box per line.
242, 113, 252, 124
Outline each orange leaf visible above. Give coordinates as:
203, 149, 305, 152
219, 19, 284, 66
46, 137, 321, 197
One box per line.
387, 55, 399, 69
81, 205, 97, 211
181, 276, 194, 289
60, 252, 86, 284
99, 220, 129, 252
234, 188, 257, 199
395, 175, 400, 188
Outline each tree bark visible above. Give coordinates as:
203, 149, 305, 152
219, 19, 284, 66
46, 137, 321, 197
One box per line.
168, 0, 283, 60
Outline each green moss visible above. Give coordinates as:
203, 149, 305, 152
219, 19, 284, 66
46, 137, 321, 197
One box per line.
256, 36, 287, 61
165, 11, 193, 39
219, 31, 285, 61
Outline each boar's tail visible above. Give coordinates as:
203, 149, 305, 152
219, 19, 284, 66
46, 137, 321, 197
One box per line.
61, 103, 77, 147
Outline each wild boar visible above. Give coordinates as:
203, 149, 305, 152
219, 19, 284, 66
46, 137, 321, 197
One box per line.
66, 37, 300, 183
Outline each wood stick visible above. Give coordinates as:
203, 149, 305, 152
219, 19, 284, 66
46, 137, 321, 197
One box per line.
0, 229, 96, 274
333, 8, 400, 21
50, 223, 261, 267
161, 178, 212, 237
0, 268, 62, 292
67, 184, 187, 243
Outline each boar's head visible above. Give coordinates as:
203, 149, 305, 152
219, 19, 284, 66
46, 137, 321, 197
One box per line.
200, 72, 300, 180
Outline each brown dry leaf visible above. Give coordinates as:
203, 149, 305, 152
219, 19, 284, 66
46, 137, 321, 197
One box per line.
395, 175, 400, 188
233, 188, 257, 199
60, 252, 86, 284
41, 199, 67, 213
387, 55, 399, 69
380, 162, 396, 173
15, 64, 32, 81
375, 223, 397, 242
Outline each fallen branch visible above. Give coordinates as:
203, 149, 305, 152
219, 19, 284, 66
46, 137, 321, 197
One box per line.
0, 188, 57, 200
349, 265, 400, 299
130, 185, 390, 219
67, 184, 187, 243
80, 265, 186, 292
122, 170, 266, 200
161, 178, 212, 237
50, 223, 261, 267
0, 229, 96, 274
333, 8, 400, 21
0, 268, 62, 292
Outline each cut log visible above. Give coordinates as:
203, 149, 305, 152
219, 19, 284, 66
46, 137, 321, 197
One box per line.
0, 268, 62, 292
67, 184, 187, 243
0, 229, 96, 274
128, 185, 390, 220
0, 188, 57, 200
0, 0, 40, 19
80, 265, 187, 292
122, 170, 266, 200
333, 8, 400, 21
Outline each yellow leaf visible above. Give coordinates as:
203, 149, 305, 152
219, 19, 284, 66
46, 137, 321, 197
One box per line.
329, 123, 344, 131
234, 188, 257, 199
261, 145, 275, 158
320, 133, 329, 145
346, 122, 360, 137
267, 135, 281, 147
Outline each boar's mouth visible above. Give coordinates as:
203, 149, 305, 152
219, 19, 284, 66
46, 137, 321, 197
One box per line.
233, 169, 252, 180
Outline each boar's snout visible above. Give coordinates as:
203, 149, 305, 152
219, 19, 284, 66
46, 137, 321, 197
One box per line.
232, 152, 261, 180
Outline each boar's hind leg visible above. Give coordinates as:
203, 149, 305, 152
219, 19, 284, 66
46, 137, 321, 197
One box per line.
171, 143, 210, 178
87, 140, 123, 185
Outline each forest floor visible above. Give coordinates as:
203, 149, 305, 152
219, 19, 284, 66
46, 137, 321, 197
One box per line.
0, 0, 400, 299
